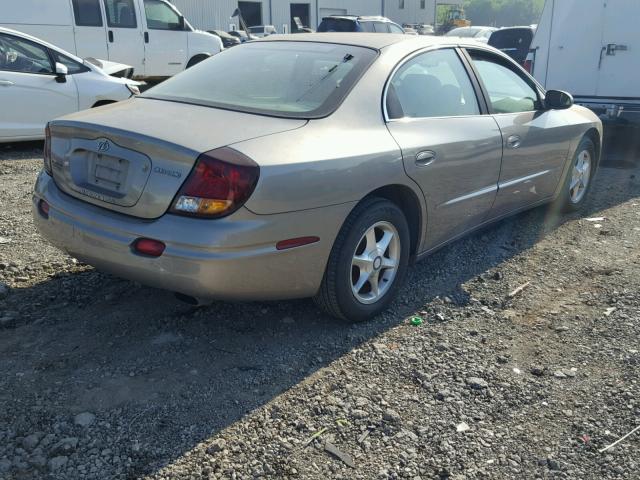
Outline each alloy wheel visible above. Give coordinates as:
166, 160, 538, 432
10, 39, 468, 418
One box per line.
569, 149, 591, 204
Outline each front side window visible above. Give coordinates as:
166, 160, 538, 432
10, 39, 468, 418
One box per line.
389, 23, 405, 34
0, 34, 53, 74
144, 0, 182, 30
143, 42, 378, 118
72, 0, 103, 27
387, 48, 480, 119
469, 51, 539, 113
103, 0, 137, 28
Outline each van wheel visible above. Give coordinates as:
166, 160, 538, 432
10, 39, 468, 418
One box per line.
314, 197, 410, 323
555, 137, 596, 212
186, 55, 209, 69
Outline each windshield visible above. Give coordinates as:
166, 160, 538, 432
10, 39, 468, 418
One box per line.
143, 41, 377, 118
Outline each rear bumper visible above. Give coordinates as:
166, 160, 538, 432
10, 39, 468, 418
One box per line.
33, 172, 354, 301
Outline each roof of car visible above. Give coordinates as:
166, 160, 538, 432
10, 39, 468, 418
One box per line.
323, 15, 393, 22
260, 32, 484, 50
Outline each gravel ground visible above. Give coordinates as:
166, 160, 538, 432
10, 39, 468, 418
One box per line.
0, 137, 639, 480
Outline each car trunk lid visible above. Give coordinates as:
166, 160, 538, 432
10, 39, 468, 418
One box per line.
49, 98, 306, 219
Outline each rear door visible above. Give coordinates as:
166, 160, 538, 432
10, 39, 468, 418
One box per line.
102, 0, 146, 76
597, 0, 640, 98
466, 49, 571, 218
0, 33, 78, 139
71, 0, 110, 60
141, 0, 188, 76
385, 48, 502, 249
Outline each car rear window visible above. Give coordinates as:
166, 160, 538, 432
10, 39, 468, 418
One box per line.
143, 41, 378, 118
488, 29, 534, 64
318, 18, 357, 32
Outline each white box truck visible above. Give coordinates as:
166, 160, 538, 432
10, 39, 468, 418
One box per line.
531, 0, 640, 126
1, 0, 223, 79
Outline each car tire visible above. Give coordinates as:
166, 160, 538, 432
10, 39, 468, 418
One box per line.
314, 197, 410, 323
554, 137, 597, 212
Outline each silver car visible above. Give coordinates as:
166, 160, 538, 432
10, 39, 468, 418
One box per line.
33, 33, 602, 322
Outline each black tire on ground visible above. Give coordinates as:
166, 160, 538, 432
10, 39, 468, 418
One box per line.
186, 55, 209, 69
554, 137, 597, 213
314, 197, 411, 323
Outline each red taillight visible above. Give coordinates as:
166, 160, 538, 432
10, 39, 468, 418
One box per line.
170, 147, 259, 219
132, 238, 165, 257
43, 123, 52, 175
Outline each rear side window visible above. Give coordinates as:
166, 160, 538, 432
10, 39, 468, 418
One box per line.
373, 22, 390, 33
143, 42, 378, 118
72, 0, 103, 27
103, 0, 137, 28
317, 18, 356, 32
387, 48, 480, 119
469, 51, 539, 113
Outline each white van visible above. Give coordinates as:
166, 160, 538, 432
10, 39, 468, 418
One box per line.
530, 0, 640, 125
1, 0, 223, 79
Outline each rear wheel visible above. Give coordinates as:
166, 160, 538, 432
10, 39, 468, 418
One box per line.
555, 137, 596, 212
314, 198, 410, 322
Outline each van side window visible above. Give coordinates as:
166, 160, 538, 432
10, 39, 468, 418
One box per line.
144, 0, 183, 30
103, 0, 138, 28
387, 48, 480, 119
72, 0, 103, 27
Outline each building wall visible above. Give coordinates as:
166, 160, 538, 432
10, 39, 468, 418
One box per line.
170, 0, 446, 32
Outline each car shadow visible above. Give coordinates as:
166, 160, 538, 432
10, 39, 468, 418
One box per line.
0, 134, 638, 478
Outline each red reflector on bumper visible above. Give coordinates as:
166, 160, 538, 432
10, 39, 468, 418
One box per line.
38, 199, 50, 218
132, 238, 165, 257
276, 236, 320, 251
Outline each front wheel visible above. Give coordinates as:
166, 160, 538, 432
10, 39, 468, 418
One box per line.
314, 198, 410, 322
554, 137, 596, 212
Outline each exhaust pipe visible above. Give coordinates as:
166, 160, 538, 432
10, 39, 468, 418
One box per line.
174, 292, 213, 307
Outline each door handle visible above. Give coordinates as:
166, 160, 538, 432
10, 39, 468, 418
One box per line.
415, 150, 436, 167
144, 31, 149, 43
0, 80, 14, 87
507, 135, 522, 149
108, 30, 114, 43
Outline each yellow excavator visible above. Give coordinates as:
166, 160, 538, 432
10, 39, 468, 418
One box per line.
436, 3, 471, 35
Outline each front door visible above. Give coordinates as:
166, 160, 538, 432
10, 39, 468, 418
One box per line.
142, 0, 188, 76
102, 0, 146, 76
597, 0, 640, 98
466, 49, 571, 219
0, 33, 78, 139
70, 0, 110, 60
385, 48, 503, 249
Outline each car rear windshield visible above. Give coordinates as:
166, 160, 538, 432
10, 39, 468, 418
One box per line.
142, 41, 378, 118
488, 29, 534, 64
317, 18, 357, 32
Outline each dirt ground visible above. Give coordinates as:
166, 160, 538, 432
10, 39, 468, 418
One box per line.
0, 132, 639, 480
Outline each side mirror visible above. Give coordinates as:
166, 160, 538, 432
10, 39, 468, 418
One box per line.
55, 62, 68, 83
545, 89, 573, 110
